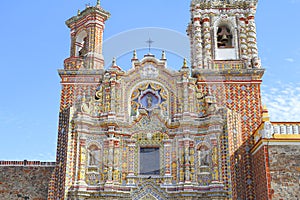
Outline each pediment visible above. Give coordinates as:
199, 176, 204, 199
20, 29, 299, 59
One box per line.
131, 180, 169, 200
126, 54, 180, 81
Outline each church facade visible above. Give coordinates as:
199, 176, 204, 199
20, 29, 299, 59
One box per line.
44, 1, 300, 200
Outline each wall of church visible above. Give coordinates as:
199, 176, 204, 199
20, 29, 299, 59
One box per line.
252, 146, 270, 200
197, 81, 263, 199
268, 145, 300, 200
0, 161, 55, 200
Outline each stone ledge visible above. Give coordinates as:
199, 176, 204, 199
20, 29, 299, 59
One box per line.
0, 160, 56, 167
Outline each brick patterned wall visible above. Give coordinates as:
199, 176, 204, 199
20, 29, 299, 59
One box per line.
269, 145, 300, 200
197, 81, 263, 199
252, 146, 270, 200
0, 161, 55, 200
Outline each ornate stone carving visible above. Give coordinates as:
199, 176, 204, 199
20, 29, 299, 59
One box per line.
140, 64, 159, 78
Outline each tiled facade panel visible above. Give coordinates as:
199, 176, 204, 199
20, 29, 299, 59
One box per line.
252, 146, 270, 200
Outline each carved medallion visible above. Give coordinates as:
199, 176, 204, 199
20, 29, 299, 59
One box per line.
132, 84, 166, 113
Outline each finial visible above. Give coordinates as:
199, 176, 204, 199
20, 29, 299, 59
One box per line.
97, 0, 100, 6
161, 50, 166, 60
112, 57, 116, 66
132, 50, 137, 60
263, 104, 268, 111
77, 9, 81, 16
182, 58, 188, 68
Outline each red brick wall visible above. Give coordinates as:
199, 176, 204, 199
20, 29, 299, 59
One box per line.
252, 146, 270, 200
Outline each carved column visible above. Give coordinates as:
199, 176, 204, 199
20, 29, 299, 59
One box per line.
211, 138, 220, 183
66, 120, 77, 189
193, 18, 203, 69
189, 141, 195, 183
103, 74, 111, 113
247, 17, 258, 58
184, 139, 191, 183
178, 140, 185, 183
163, 139, 172, 185
113, 140, 120, 184
182, 73, 189, 116
188, 84, 195, 113
127, 140, 136, 185
76, 136, 87, 189
202, 15, 212, 69
107, 138, 114, 184
115, 82, 122, 116
171, 146, 177, 182
121, 141, 127, 182
110, 73, 116, 114
247, 13, 260, 68
239, 16, 249, 62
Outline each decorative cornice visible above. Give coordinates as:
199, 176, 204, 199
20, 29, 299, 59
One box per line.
191, 0, 258, 9
0, 160, 56, 167
193, 68, 265, 80
66, 6, 110, 28
58, 69, 105, 76
251, 138, 300, 155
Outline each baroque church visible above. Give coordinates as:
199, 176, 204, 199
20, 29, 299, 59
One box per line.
1, 0, 299, 200
47, 0, 300, 199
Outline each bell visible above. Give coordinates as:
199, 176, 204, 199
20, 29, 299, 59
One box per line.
221, 34, 228, 42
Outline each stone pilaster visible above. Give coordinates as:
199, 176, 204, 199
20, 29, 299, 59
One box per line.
127, 140, 136, 186
178, 141, 184, 184
163, 139, 172, 185
211, 138, 220, 182
107, 139, 114, 184
184, 139, 191, 183
76, 136, 87, 190
109, 72, 117, 114
113, 140, 120, 184
189, 141, 195, 183
182, 76, 189, 114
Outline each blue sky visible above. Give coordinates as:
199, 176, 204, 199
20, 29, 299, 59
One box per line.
0, 0, 299, 161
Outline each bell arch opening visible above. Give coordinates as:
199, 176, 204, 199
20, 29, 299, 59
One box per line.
217, 25, 233, 48
75, 30, 88, 57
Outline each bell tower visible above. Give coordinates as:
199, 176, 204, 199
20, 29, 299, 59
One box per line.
187, 1, 265, 199
48, 1, 110, 200
65, 0, 110, 70
188, 0, 261, 73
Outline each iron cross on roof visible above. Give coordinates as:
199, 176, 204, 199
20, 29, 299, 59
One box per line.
146, 38, 154, 53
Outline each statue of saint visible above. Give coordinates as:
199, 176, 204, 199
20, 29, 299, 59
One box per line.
199, 148, 209, 166
88, 149, 99, 166
146, 94, 152, 108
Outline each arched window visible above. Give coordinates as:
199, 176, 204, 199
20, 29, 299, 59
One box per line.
217, 25, 233, 48
78, 37, 88, 57
75, 30, 88, 57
